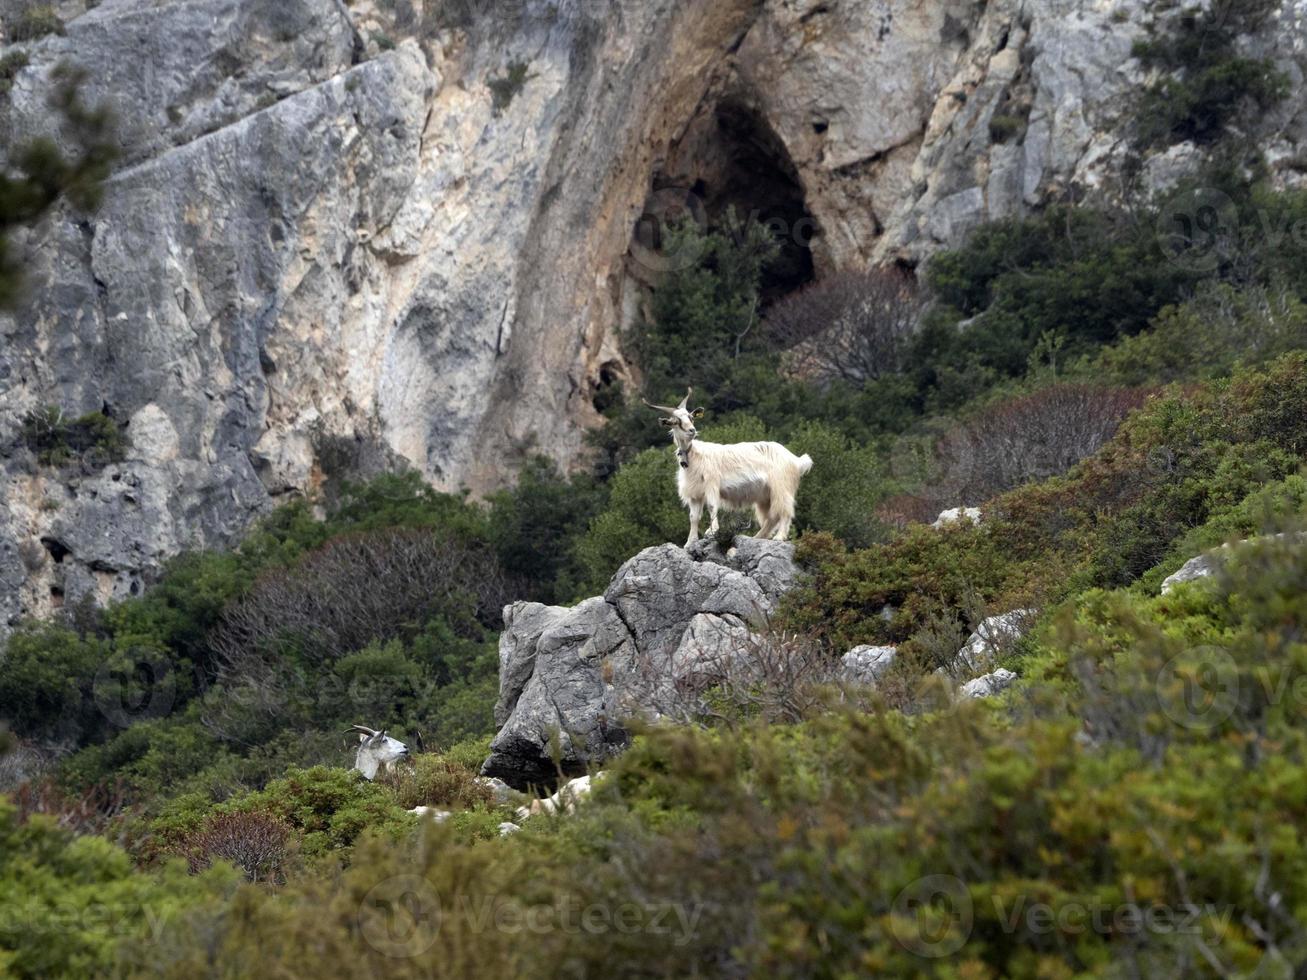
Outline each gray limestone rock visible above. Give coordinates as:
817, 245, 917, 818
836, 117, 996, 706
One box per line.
483, 537, 799, 788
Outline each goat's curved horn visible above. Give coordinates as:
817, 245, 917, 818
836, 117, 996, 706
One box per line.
641, 397, 678, 414
677, 386, 693, 410
345, 725, 378, 737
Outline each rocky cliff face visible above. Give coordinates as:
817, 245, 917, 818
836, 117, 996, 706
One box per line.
1, 0, 1304, 627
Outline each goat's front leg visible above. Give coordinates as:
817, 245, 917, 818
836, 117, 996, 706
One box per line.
684, 500, 703, 547
706, 497, 721, 537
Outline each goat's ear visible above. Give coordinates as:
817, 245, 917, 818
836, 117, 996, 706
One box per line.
691, 407, 705, 419
659, 417, 675, 428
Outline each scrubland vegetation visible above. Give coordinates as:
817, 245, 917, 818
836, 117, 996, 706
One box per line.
6, 15, 1307, 973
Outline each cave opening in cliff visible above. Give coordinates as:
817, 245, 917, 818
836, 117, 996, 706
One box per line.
633, 97, 816, 307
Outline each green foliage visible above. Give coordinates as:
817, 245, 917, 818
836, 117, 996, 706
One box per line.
0, 50, 29, 96
487, 59, 535, 115
379, 753, 496, 811
0, 625, 110, 744
572, 445, 694, 591
0, 64, 115, 307
7, 5, 64, 42
917, 205, 1195, 405
786, 420, 890, 549
486, 456, 608, 603
1089, 282, 1307, 384
633, 215, 780, 406
18, 405, 128, 466
784, 353, 1307, 651
1132, 0, 1287, 147
114, 535, 1307, 979
228, 766, 413, 857
0, 800, 234, 979
987, 112, 1025, 143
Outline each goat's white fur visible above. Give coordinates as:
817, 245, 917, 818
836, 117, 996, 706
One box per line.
647, 388, 813, 547
347, 725, 410, 780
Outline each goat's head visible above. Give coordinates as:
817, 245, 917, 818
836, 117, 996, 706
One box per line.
346, 725, 410, 780
643, 387, 705, 447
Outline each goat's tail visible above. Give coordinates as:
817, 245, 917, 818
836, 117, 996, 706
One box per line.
797, 453, 813, 475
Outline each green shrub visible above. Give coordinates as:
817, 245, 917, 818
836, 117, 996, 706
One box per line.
787, 420, 890, 549
0, 50, 29, 96
7, 5, 64, 42
486, 456, 607, 603
916, 205, 1195, 406
1131, 0, 1287, 147
378, 753, 495, 811
18, 406, 128, 466
1089, 283, 1307, 384
487, 60, 534, 115
987, 112, 1025, 143
0, 625, 110, 744
784, 354, 1307, 650
0, 800, 234, 979
228, 766, 412, 857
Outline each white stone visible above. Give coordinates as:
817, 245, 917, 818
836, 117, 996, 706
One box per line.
933, 507, 982, 528
841, 645, 898, 685
408, 807, 452, 822
127, 404, 180, 465
960, 668, 1018, 699
954, 610, 1037, 676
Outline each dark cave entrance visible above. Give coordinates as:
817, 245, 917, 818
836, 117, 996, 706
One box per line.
631, 97, 817, 306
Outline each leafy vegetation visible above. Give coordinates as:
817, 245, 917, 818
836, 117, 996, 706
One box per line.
0, 50, 29, 97
9, 62, 1307, 973
6, 5, 64, 42
0, 64, 115, 306
18, 405, 129, 466
1131, 0, 1287, 147
487, 59, 535, 115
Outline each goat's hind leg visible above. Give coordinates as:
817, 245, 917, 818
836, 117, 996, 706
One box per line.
768, 498, 794, 541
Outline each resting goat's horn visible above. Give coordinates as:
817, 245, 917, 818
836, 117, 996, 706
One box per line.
642, 397, 678, 414
345, 725, 378, 738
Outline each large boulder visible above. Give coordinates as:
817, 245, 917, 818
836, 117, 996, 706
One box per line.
949, 609, 1037, 678
960, 668, 1018, 700
482, 538, 796, 788
841, 645, 898, 686
1159, 533, 1307, 595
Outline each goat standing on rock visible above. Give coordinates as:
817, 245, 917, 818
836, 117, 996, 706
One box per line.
646, 387, 813, 547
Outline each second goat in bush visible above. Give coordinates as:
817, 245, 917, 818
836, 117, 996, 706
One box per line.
646, 387, 813, 546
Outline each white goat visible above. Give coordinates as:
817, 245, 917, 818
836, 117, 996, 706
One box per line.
347, 724, 410, 780
645, 387, 813, 547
